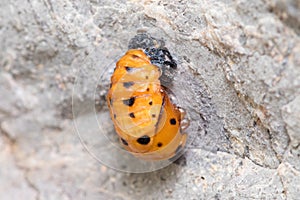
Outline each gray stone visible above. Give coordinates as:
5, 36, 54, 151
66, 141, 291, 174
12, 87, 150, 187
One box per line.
0, 0, 299, 199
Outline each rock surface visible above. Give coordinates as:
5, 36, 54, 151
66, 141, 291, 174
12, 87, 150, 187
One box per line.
0, 0, 299, 199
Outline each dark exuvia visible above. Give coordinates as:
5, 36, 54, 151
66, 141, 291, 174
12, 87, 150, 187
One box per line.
128, 33, 177, 86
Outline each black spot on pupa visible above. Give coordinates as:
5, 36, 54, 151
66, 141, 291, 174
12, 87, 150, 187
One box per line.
145, 76, 149, 79
131, 54, 139, 59
157, 142, 163, 147
152, 114, 156, 118
123, 97, 135, 107
170, 118, 176, 125
123, 82, 134, 88
137, 135, 151, 145
114, 114, 116, 119
149, 101, 153, 105
146, 88, 150, 92
125, 66, 134, 72
121, 138, 128, 146
129, 112, 135, 118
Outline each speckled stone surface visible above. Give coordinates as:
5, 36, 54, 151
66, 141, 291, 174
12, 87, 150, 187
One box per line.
0, 0, 299, 199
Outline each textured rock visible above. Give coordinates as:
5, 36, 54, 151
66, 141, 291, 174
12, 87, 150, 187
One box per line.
0, 0, 299, 199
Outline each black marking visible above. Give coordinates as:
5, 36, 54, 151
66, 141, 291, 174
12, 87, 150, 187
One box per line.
131, 54, 139, 59
145, 76, 149, 79
137, 135, 151, 145
114, 114, 116, 119
146, 88, 150, 92
152, 114, 156, 118
149, 101, 153, 105
164, 60, 177, 69
125, 66, 134, 72
157, 142, 163, 147
109, 83, 112, 88
129, 112, 135, 118
110, 98, 113, 106
123, 81, 134, 88
175, 144, 183, 155
170, 118, 177, 125
123, 97, 135, 107
121, 138, 128, 146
